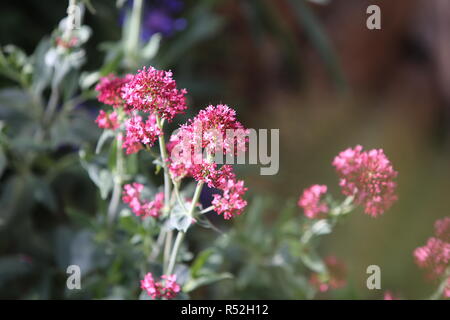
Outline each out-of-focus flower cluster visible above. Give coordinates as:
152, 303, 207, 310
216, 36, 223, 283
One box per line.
140, 272, 180, 299
298, 145, 398, 219
122, 183, 164, 218
332, 145, 398, 217
298, 185, 328, 219
414, 217, 450, 298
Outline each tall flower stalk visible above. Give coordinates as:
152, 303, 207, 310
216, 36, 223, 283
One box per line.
93, 66, 248, 299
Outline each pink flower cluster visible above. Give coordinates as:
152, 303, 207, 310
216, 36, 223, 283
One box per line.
298, 185, 328, 219
309, 256, 347, 292
122, 114, 162, 154
414, 217, 450, 283
212, 179, 248, 220
140, 273, 180, 299
121, 66, 187, 121
184, 104, 247, 154
95, 110, 120, 130
95, 74, 132, 108
122, 183, 164, 218
167, 105, 248, 219
332, 145, 398, 217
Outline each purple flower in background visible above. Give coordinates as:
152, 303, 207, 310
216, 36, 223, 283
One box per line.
121, 0, 187, 40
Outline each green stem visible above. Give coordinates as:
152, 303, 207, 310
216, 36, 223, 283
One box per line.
43, 84, 59, 125
154, 115, 175, 271
149, 228, 166, 261
430, 268, 450, 300
163, 230, 173, 271
173, 181, 188, 212
107, 134, 124, 226
166, 181, 204, 275
155, 115, 171, 213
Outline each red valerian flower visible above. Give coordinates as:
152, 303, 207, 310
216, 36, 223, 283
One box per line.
167, 105, 247, 183
122, 183, 164, 218
122, 114, 162, 155
212, 179, 247, 220
95, 74, 132, 108
414, 237, 450, 278
160, 274, 181, 299
414, 217, 450, 298
140, 273, 181, 299
435, 217, 450, 242
332, 145, 398, 217
95, 110, 120, 130
298, 184, 329, 219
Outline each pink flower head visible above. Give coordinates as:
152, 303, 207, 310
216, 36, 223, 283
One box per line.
309, 256, 347, 292
140, 273, 181, 300
121, 66, 187, 121
167, 105, 246, 185
435, 217, 450, 242
140, 272, 163, 299
122, 114, 162, 155
122, 182, 143, 203
332, 145, 398, 217
95, 110, 120, 130
212, 179, 247, 220
414, 237, 450, 279
178, 104, 247, 155
161, 274, 181, 299
298, 185, 329, 219
95, 74, 132, 108
122, 184, 164, 218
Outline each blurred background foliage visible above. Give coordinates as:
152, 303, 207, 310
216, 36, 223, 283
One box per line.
0, 0, 449, 299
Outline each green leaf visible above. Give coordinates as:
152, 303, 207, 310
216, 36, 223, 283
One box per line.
66, 207, 96, 229
31, 38, 52, 95
299, 249, 326, 273
190, 249, 215, 278
183, 272, 233, 293
79, 71, 100, 89
118, 210, 141, 234
80, 158, 113, 200
142, 33, 162, 60
166, 202, 192, 232
95, 130, 115, 154
310, 219, 332, 236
